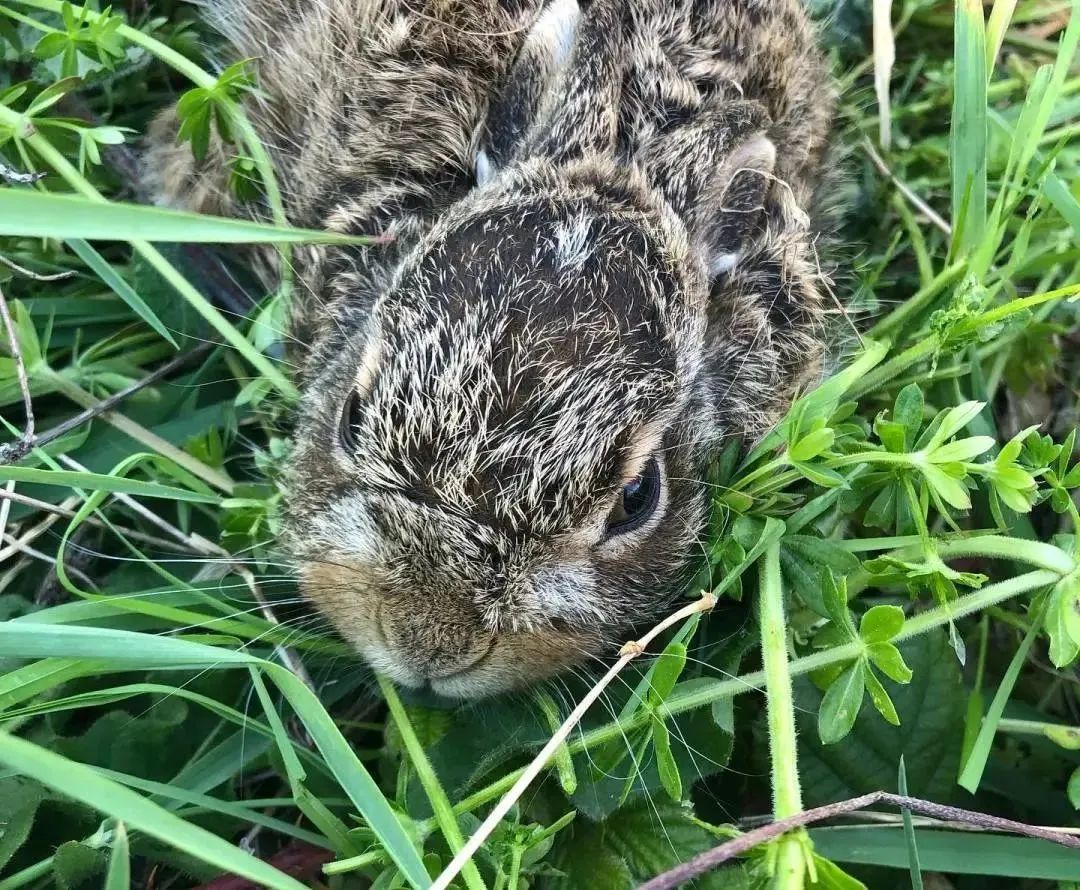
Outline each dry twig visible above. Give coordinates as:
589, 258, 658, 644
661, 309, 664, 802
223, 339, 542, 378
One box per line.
637, 791, 1080, 889
431, 593, 718, 890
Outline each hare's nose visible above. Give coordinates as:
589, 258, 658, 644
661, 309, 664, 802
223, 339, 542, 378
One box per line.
378, 602, 492, 679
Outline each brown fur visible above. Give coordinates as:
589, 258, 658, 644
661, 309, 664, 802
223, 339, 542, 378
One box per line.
144, 0, 835, 696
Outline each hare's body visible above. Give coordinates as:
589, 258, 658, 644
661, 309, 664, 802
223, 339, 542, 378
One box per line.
146, 0, 835, 695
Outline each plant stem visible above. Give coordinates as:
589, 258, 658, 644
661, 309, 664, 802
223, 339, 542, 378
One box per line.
377, 676, 487, 890
0, 104, 297, 399
758, 540, 807, 889
849, 335, 942, 400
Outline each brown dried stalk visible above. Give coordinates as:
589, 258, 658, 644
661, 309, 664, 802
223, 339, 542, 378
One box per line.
637, 791, 1080, 889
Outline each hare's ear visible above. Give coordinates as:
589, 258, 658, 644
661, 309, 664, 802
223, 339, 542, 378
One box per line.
643, 101, 782, 281
477, 0, 624, 183
699, 135, 778, 279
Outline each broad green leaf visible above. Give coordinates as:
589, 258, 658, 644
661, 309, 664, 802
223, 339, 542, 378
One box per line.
1070, 767, 1080, 810
819, 661, 866, 745
0, 795, 40, 871
555, 799, 729, 887
54, 840, 106, 890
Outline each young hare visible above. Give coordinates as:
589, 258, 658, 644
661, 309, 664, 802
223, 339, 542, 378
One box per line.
145, 0, 836, 696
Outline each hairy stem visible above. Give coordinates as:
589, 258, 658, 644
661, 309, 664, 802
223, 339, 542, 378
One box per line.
378, 677, 487, 890
759, 540, 807, 889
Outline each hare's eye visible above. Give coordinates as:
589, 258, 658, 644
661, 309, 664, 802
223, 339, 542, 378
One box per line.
605, 457, 662, 537
339, 390, 363, 453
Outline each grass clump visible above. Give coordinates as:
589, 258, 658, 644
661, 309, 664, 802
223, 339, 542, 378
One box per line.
1, 0, 1079, 888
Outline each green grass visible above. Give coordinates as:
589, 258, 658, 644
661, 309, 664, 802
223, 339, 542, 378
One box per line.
1, 0, 1079, 888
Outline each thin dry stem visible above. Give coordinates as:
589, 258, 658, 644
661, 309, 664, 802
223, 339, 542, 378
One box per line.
0, 253, 77, 281
862, 137, 952, 236
430, 593, 718, 890
637, 792, 1080, 889
0, 343, 213, 466
0, 279, 35, 444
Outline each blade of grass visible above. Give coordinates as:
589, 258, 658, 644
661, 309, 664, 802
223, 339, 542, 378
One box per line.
0, 465, 220, 503
103, 823, 129, 890
897, 757, 924, 890
92, 768, 333, 848
809, 828, 1080, 880
0, 732, 308, 890
957, 608, 1045, 793
0, 623, 433, 889
873, 0, 896, 149
0, 189, 372, 245
986, 0, 1019, 69
66, 240, 177, 346
248, 667, 359, 856
951, 0, 989, 257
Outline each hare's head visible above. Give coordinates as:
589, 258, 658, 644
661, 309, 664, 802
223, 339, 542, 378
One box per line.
282, 0, 823, 696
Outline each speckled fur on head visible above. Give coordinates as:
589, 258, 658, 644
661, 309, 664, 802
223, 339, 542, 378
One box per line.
144, 0, 835, 696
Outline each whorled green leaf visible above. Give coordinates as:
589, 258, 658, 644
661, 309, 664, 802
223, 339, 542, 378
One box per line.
797, 631, 965, 805
650, 717, 682, 802
863, 667, 900, 726
648, 642, 688, 707
818, 661, 866, 745
867, 642, 914, 684
1046, 573, 1080, 668
859, 605, 905, 643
